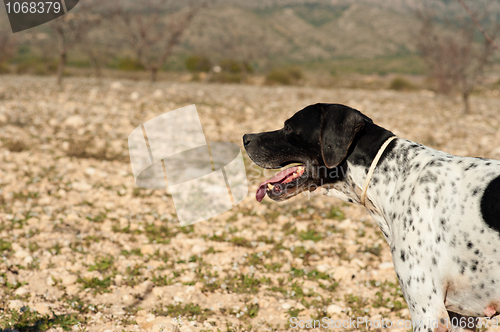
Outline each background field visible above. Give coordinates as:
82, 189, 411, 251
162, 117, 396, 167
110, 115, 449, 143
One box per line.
0, 76, 499, 331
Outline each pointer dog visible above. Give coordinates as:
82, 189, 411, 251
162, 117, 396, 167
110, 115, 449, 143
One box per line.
243, 103, 500, 332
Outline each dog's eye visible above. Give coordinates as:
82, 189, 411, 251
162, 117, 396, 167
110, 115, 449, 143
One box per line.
285, 125, 292, 133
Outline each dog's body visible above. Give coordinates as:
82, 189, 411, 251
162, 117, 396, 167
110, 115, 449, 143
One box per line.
243, 104, 500, 332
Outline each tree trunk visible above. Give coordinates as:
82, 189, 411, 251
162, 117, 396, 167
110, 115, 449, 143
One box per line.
89, 53, 102, 79
57, 51, 67, 86
462, 90, 471, 114
240, 65, 247, 84
150, 68, 158, 82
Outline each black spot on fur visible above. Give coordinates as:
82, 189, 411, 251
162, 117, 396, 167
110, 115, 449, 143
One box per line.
481, 175, 500, 234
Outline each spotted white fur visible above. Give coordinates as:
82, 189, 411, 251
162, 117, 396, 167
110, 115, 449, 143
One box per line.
322, 138, 500, 332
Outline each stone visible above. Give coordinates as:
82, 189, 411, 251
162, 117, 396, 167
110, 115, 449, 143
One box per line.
153, 89, 164, 99
130, 92, 140, 101
110, 81, 123, 89
32, 302, 53, 314
61, 274, 78, 285
14, 286, 29, 296
85, 167, 96, 176
8, 299, 23, 310
141, 244, 156, 256
64, 115, 85, 127
379, 261, 393, 270
327, 304, 343, 314
191, 244, 206, 255
72, 181, 92, 191
316, 264, 329, 273
333, 266, 354, 280
23, 255, 33, 265
46, 275, 55, 286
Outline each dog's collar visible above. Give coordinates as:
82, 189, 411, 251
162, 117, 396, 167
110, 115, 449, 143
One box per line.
360, 136, 398, 206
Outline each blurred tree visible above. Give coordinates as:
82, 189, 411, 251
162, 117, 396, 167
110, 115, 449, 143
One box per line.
0, 29, 18, 72
76, 29, 119, 81
197, 13, 272, 83
416, 0, 499, 114
456, 0, 500, 54
111, 0, 209, 82
49, 0, 103, 85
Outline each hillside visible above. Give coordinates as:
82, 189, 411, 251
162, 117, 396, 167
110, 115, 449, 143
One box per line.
181, 3, 418, 62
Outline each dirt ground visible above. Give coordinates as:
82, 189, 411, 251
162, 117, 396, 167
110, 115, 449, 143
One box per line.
0, 76, 500, 331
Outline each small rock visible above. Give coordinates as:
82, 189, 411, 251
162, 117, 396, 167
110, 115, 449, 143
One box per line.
14, 286, 29, 296
281, 303, 291, 310
276, 215, 288, 223
104, 202, 115, 209
184, 286, 196, 294
32, 302, 53, 314
115, 275, 123, 286
72, 181, 92, 191
316, 264, 329, 273
130, 91, 140, 101
64, 115, 85, 128
152, 89, 164, 99
351, 258, 366, 268
327, 304, 343, 314
379, 261, 393, 270
191, 244, 206, 255
333, 266, 353, 280
280, 263, 291, 272
8, 299, 23, 310
66, 285, 79, 296
61, 274, 78, 285
337, 218, 352, 230
14, 249, 30, 259
46, 276, 55, 286
85, 167, 96, 176
141, 244, 155, 256
110, 81, 123, 90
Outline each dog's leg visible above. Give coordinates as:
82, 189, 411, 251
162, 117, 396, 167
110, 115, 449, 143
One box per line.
447, 311, 478, 332
393, 263, 450, 332
406, 308, 450, 332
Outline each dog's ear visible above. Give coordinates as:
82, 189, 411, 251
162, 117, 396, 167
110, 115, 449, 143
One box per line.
320, 105, 365, 168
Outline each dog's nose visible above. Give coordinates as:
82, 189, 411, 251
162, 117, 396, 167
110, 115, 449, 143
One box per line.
243, 134, 252, 147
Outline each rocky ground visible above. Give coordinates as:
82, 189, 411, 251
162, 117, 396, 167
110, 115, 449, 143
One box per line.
0, 76, 499, 331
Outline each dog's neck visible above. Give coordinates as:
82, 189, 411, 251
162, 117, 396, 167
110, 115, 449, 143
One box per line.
321, 133, 419, 244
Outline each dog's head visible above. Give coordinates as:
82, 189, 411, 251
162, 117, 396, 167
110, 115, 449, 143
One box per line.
243, 103, 391, 202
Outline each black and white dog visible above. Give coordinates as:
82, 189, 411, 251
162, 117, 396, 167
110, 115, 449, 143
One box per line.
243, 103, 500, 332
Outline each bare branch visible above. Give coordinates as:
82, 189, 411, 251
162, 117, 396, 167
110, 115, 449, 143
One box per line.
415, 0, 496, 114
455, 0, 500, 53
0, 30, 17, 66
111, 0, 209, 82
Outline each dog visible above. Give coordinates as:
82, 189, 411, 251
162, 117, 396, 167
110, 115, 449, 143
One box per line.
243, 103, 500, 332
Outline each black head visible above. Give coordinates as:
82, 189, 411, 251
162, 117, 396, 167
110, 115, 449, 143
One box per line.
243, 103, 393, 202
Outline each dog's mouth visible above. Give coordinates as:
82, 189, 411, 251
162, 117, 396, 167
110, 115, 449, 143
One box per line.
256, 164, 315, 202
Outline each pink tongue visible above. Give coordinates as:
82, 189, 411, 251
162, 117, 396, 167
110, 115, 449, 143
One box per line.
256, 166, 299, 202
